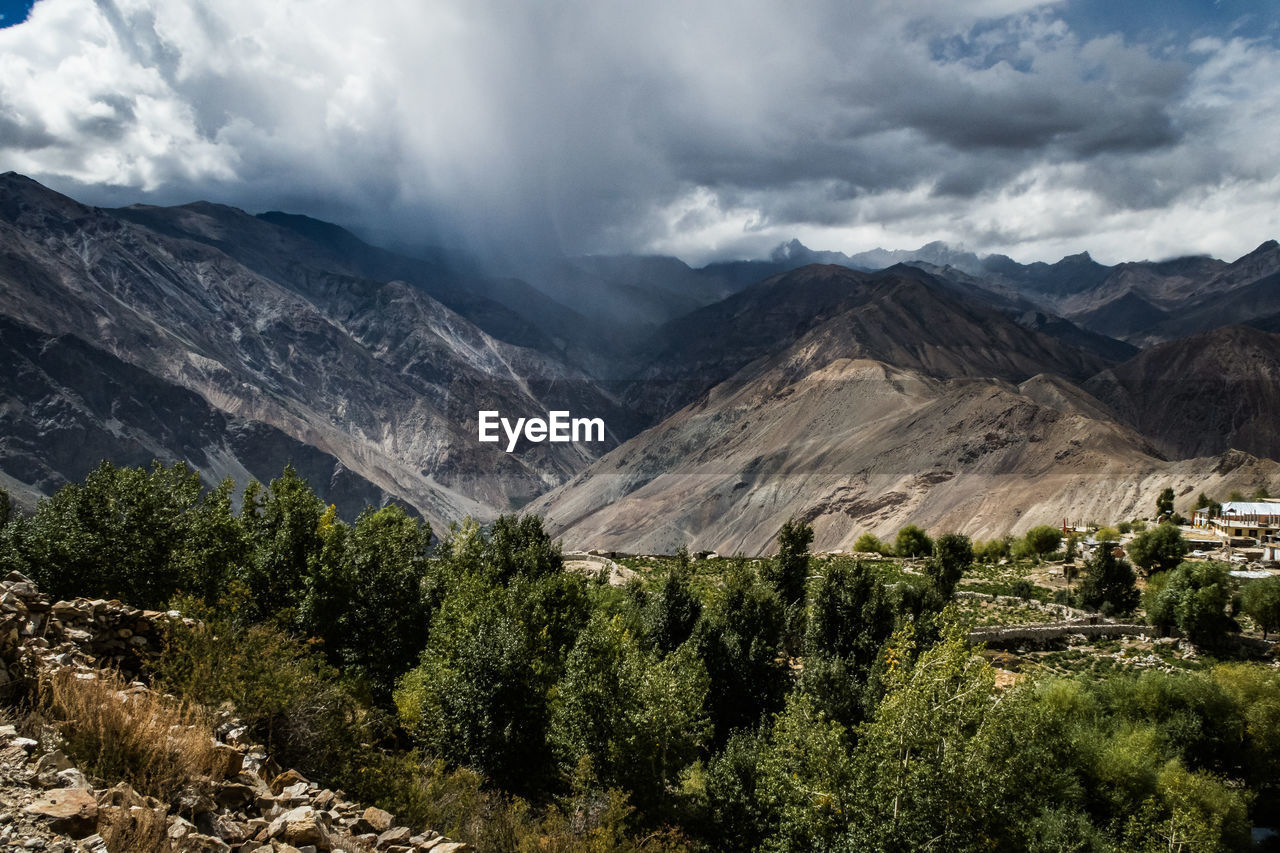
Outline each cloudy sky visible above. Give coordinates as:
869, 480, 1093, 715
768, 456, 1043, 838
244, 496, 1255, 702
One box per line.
0, 0, 1278, 266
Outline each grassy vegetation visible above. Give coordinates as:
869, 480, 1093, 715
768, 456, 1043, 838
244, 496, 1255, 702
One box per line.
34, 667, 228, 802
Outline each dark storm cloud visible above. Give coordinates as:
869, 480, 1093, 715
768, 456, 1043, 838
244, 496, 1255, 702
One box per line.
0, 0, 1277, 264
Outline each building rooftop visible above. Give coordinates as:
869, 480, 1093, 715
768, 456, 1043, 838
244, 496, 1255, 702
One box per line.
1218, 501, 1280, 516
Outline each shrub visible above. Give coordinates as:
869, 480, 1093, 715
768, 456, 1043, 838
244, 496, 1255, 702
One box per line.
894, 525, 933, 559
854, 533, 886, 555
1010, 579, 1035, 601
151, 595, 365, 782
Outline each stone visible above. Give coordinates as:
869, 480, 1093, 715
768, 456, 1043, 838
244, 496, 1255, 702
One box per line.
210, 743, 244, 779
11, 737, 38, 752
431, 844, 472, 853
23, 788, 98, 837
213, 782, 255, 808
269, 769, 309, 794
55, 768, 88, 789
181, 833, 231, 852
267, 806, 331, 850
356, 806, 394, 834
197, 812, 249, 845
34, 750, 73, 774
167, 816, 197, 840
376, 826, 411, 848
77, 835, 107, 853
281, 781, 311, 803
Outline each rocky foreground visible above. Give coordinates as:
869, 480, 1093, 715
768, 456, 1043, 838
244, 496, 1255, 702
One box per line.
0, 572, 469, 853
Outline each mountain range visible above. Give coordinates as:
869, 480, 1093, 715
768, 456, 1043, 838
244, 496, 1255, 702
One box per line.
3, 172, 1280, 552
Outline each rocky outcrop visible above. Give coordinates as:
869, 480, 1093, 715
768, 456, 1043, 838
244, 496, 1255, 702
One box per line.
0, 572, 470, 853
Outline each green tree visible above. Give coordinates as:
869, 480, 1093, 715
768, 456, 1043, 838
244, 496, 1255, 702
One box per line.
1192, 493, 1222, 517
178, 477, 248, 604
1144, 562, 1235, 647
704, 730, 773, 851
764, 518, 813, 607
1126, 523, 1189, 577
1156, 487, 1176, 519
974, 537, 1011, 564
395, 581, 554, 793
764, 518, 813, 656
394, 516, 589, 794
301, 504, 433, 701
1023, 525, 1063, 563
925, 533, 972, 598
1252, 486, 1272, 501
894, 525, 933, 559
643, 548, 702, 653
843, 628, 1083, 852
238, 465, 327, 621
482, 513, 563, 583
753, 692, 858, 852
0, 487, 10, 531
1079, 546, 1140, 615
0, 460, 203, 607
802, 560, 895, 725
1241, 575, 1280, 639
552, 613, 709, 812
695, 561, 788, 743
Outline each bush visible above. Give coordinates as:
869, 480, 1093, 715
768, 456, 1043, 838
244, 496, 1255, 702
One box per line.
894, 525, 933, 559
151, 595, 366, 782
854, 533, 886, 555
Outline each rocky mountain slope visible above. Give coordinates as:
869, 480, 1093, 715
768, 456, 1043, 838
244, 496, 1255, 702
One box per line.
534, 281, 1280, 553
1086, 325, 1280, 461
5, 173, 1280, 552
0, 173, 627, 528
0, 316, 390, 515
625, 264, 1121, 422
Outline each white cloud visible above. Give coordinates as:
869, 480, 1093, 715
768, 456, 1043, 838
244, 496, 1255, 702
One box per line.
0, 0, 1277, 265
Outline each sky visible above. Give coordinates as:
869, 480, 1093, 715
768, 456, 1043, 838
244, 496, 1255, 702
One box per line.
0, 0, 1278, 267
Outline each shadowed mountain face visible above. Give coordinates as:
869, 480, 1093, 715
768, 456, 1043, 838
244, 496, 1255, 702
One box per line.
0, 316, 390, 514
1085, 325, 1280, 461
625, 264, 1120, 422
970, 241, 1280, 346
0, 173, 632, 529
4, 173, 1280, 552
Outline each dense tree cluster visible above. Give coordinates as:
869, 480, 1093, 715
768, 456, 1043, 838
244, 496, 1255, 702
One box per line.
1, 463, 1275, 851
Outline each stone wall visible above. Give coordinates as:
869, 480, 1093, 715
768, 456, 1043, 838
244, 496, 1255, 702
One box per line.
967, 621, 1155, 649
